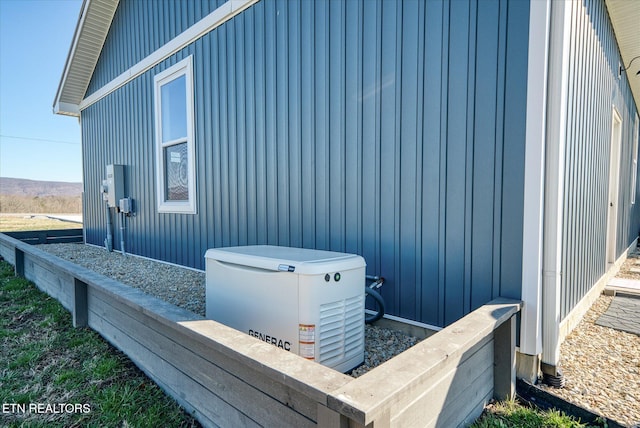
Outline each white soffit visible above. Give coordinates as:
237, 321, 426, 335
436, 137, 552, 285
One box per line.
53, 0, 119, 117
606, 0, 640, 112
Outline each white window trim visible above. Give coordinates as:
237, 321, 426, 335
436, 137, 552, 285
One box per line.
154, 56, 197, 214
632, 113, 639, 205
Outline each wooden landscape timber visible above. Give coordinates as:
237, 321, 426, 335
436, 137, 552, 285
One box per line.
0, 231, 521, 428
3, 228, 83, 245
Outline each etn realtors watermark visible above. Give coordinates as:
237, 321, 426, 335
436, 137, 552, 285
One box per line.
2, 403, 91, 415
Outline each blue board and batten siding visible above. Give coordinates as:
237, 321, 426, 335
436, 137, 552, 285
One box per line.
82, 0, 530, 327
86, 0, 226, 93
559, 0, 640, 320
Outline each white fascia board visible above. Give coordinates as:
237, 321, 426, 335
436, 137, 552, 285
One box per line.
79, 0, 259, 111
520, 0, 551, 357
53, 0, 93, 115
53, 101, 81, 117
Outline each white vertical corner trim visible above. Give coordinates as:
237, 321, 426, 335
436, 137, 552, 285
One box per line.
79, 0, 260, 111
154, 56, 197, 214
520, 0, 551, 358
541, 0, 572, 370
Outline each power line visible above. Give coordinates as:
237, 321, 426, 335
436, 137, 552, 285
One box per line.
0, 134, 80, 145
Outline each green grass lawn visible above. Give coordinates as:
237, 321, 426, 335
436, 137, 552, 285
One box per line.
0, 261, 199, 427
0, 214, 81, 232
471, 399, 604, 428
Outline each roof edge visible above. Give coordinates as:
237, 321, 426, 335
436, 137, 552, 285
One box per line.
53, 0, 119, 116
53, 101, 81, 118
53, 0, 91, 115
605, 0, 640, 114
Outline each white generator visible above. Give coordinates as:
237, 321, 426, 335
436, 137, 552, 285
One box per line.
205, 245, 365, 373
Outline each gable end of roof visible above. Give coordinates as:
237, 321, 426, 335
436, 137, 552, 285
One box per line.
53, 0, 119, 117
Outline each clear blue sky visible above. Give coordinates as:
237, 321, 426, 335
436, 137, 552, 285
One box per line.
0, 0, 83, 183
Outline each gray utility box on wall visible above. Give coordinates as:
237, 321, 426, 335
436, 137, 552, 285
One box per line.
205, 245, 366, 373
104, 164, 124, 208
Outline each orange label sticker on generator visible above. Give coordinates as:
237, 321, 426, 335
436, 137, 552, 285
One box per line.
299, 324, 315, 359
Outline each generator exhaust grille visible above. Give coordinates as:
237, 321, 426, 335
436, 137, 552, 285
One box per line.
318, 294, 364, 366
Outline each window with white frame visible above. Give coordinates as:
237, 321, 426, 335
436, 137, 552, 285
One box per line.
633, 113, 639, 205
154, 56, 196, 214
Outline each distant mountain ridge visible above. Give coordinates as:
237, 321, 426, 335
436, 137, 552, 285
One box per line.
0, 177, 82, 197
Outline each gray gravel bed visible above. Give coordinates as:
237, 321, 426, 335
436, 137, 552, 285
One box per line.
37, 243, 420, 377
536, 248, 640, 427
39, 243, 206, 315
351, 325, 419, 377
537, 294, 640, 426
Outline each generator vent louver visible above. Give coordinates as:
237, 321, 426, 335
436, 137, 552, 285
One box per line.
319, 295, 364, 366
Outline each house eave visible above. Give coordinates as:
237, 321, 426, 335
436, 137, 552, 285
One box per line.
53, 102, 81, 118
53, 0, 119, 116
605, 0, 640, 112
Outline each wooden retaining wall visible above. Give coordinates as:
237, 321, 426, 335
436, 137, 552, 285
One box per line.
4, 228, 83, 246
0, 232, 520, 428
